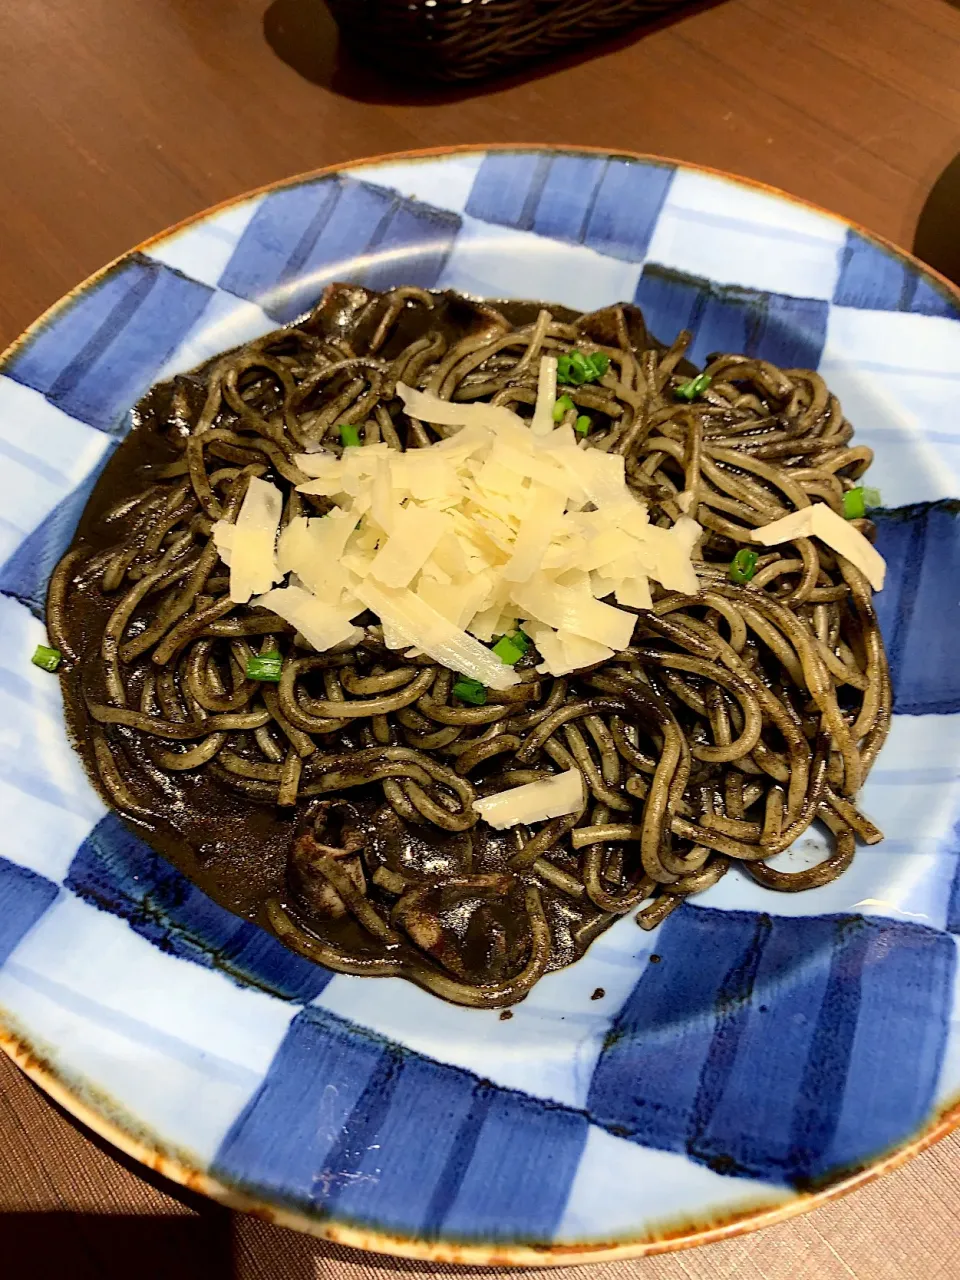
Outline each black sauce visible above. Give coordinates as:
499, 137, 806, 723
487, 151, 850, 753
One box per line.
53, 286, 667, 996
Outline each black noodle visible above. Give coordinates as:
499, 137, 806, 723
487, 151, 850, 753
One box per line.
50, 284, 891, 1008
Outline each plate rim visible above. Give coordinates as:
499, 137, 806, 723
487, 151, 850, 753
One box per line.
2, 142, 959, 1266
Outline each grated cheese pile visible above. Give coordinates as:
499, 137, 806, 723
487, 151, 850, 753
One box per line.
209, 372, 887, 701
211, 375, 703, 691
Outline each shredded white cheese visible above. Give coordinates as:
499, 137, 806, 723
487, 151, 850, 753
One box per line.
252, 585, 362, 652
752, 503, 886, 591
530, 355, 557, 436
395, 383, 525, 433
212, 476, 284, 604
472, 767, 585, 829
369, 506, 450, 588
211, 360, 704, 680
354, 578, 520, 691
277, 511, 358, 602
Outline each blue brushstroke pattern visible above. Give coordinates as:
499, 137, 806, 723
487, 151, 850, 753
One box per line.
834, 231, 911, 312
948, 858, 960, 935
910, 275, 960, 320
357, 198, 461, 296
834, 230, 959, 317
0, 442, 115, 620
873, 502, 960, 715
760, 294, 834, 369
686, 285, 756, 368
581, 159, 675, 262
219, 176, 460, 324
467, 152, 674, 262
435, 1080, 588, 1241
465, 153, 552, 232
588, 905, 954, 1186
4, 256, 211, 433
65, 813, 330, 1004
635, 265, 829, 369
218, 180, 342, 314
822, 917, 954, 1177
532, 155, 609, 245
632, 268, 700, 347
213, 1004, 588, 1240
0, 856, 60, 966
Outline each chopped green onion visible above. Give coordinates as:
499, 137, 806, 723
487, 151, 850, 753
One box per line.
453, 677, 487, 705
674, 372, 712, 401
492, 636, 524, 665
31, 644, 61, 673
492, 630, 529, 665
842, 487, 867, 519
729, 548, 758, 585
557, 352, 588, 384
339, 423, 361, 448
575, 415, 592, 436
553, 394, 575, 422
844, 485, 883, 519
557, 350, 608, 386
246, 650, 283, 682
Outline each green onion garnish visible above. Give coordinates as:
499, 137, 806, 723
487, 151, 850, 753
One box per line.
574, 414, 592, 436
675, 373, 712, 401
553, 394, 575, 422
557, 352, 588, 384
453, 677, 487, 705
844, 485, 881, 519
729, 548, 758, 585
842, 488, 865, 519
246, 650, 283, 682
557, 350, 609, 386
339, 423, 361, 448
31, 644, 61, 673
492, 630, 530, 665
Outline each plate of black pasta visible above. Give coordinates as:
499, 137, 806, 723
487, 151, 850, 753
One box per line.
0, 147, 957, 1264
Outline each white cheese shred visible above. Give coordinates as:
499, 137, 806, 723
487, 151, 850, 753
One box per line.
354, 579, 520, 690
253, 585, 362, 652
530, 355, 557, 436
752, 503, 886, 591
215, 476, 283, 605
472, 768, 585, 829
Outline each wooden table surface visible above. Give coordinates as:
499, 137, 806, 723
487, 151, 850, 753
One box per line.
2, 1, 960, 1276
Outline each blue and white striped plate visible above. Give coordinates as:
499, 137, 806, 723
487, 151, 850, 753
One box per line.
1, 146, 958, 1265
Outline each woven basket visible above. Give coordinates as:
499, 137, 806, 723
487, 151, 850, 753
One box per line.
325, 0, 693, 82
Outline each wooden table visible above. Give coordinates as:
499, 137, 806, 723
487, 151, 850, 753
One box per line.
2, 1, 960, 1276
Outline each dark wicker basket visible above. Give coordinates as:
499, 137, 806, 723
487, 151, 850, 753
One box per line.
325, 0, 693, 82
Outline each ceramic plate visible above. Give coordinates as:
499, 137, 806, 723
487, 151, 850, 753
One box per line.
0, 146, 958, 1266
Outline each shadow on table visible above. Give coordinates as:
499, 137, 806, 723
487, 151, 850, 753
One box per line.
262, 0, 725, 106
0, 1208, 530, 1280
913, 152, 960, 288
0, 1211, 234, 1280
